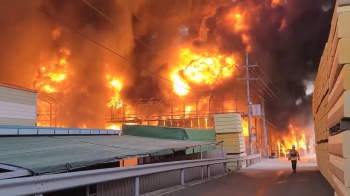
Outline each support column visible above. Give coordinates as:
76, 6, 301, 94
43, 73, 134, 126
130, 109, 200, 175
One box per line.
135, 176, 140, 196
262, 98, 268, 157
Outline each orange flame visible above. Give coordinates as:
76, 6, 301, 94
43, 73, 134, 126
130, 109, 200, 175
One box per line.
172, 48, 236, 96
106, 74, 123, 108
242, 119, 249, 136
34, 56, 69, 94
277, 124, 307, 157
279, 19, 287, 31
271, 0, 284, 7
107, 124, 121, 130
220, 6, 252, 52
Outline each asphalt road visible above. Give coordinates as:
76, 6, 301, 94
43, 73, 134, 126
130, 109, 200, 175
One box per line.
163, 157, 334, 196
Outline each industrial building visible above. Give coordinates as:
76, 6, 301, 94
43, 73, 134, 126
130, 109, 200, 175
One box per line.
0, 83, 37, 126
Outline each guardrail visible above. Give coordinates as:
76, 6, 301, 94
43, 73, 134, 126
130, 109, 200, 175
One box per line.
0, 154, 261, 196
0, 125, 121, 135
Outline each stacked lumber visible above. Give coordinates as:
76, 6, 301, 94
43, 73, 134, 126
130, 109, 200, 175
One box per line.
213, 113, 246, 170
329, 132, 350, 196
313, 1, 350, 195
316, 143, 335, 188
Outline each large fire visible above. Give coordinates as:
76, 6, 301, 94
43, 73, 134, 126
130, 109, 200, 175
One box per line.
277, 124, 307, 157
171, 48, 236, 96
33, 47, 70, 94
242, 119, 249, 136
106, 74, 123, 108
217, 0, 287, 52
35, 29, 124, 128
221, 7, 252, 52
33, 1, 288, 130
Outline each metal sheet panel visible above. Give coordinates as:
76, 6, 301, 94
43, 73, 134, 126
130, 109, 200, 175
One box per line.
38, 129, 55, 135
0, 135, 217, 174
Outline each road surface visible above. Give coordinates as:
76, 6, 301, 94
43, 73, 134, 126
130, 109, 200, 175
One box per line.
163, 156, 333, 196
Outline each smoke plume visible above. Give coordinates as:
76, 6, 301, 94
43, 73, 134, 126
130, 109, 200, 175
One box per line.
0, 0, 334, 129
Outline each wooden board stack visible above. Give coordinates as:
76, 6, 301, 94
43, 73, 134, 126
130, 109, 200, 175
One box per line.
213, 113, 247, 170
313, 1, 350, 195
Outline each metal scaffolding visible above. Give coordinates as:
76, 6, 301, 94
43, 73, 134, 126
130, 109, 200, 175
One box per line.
37, 92, 65, 127
36, 93, 248, 129
106, 94, 248, 128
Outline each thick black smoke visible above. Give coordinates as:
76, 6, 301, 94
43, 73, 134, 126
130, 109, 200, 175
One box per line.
0, 0, 334, 129
250, 0, 334, 130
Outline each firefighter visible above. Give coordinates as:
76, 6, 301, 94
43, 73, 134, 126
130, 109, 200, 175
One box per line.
288, 145, 300, 173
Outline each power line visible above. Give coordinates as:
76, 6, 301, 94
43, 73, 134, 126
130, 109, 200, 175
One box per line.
254, 73, 280, 101
203, 3, 280, 99
250, 75, 278, 101
23, 0, 199, 95
249, 86, 265, 101
257, 66, 281, 93
131, 12, 236, 96
251, 69, 280, 101
176, 13, 238, 70
265, 120, 277, 129
250, 82, 270, 101
81, 0, 236, 97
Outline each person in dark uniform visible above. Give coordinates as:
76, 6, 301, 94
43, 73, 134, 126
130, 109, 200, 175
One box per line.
288, 145, 300, 173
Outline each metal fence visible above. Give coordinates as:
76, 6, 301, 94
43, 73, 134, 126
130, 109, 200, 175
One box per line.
0, 154, 261, 196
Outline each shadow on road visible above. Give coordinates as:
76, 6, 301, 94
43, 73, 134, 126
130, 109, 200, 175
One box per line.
163, 156, 333, 196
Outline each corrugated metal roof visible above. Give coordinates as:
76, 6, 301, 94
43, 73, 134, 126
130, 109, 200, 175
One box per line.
0, 135, 216, 174
0, 83, 37, 93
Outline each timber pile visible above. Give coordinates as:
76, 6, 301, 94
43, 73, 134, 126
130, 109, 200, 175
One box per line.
313, 1, 350, 195
213, 113, 246, 169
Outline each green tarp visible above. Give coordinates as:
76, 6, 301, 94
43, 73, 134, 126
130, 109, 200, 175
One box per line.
122, 125, 215, 141
122, 125, 216, 154
0, 136, 216, 174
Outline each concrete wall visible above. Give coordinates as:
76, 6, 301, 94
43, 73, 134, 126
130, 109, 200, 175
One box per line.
0, 84, 37, 126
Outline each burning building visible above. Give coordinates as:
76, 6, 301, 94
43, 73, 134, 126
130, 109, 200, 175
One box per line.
0, 0, 332, 153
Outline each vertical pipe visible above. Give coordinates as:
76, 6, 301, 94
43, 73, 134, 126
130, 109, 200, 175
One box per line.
208, 96, 211, 128
135, 176, 140, 196
262, 99, 268, 157
181, 169, 185, 185
207, 165, 211, 178
147, 101, 149, 125
222, 94, 225, 113
183, 102, 185, 127
221, 142, 224, 158
200, 146, 203, 159
86, 186, 90, 196
196, 100, 199, 128
201, 166, 204, 179
246, 52, 253, 155
171, 101, 173, 126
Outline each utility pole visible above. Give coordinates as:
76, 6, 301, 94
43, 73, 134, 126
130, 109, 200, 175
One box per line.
245, 53, 253, 155
261, 97, 268, 157
237, 52, 258, 155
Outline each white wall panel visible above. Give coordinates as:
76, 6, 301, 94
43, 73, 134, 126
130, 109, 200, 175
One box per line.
0, 101, 36, 120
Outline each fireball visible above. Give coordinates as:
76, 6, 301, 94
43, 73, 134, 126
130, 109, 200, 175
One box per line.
172, 48, 236, 96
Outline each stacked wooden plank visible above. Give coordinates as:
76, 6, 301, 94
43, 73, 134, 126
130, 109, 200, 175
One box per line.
316, 143, 334, 188
329, 131, 350, 196
313, 1, 350, 195
213, 113, 246, 170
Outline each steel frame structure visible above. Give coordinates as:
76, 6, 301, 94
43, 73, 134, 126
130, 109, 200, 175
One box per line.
106, 94, 248, 128
36, 93, 248, 128
37, 92, 66, 127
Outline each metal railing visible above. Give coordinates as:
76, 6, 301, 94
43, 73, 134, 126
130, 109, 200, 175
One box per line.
0, 125, 121, 135
0, 154, 261, 196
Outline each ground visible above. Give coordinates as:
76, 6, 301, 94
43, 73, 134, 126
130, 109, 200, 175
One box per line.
160, 155, 333, 196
